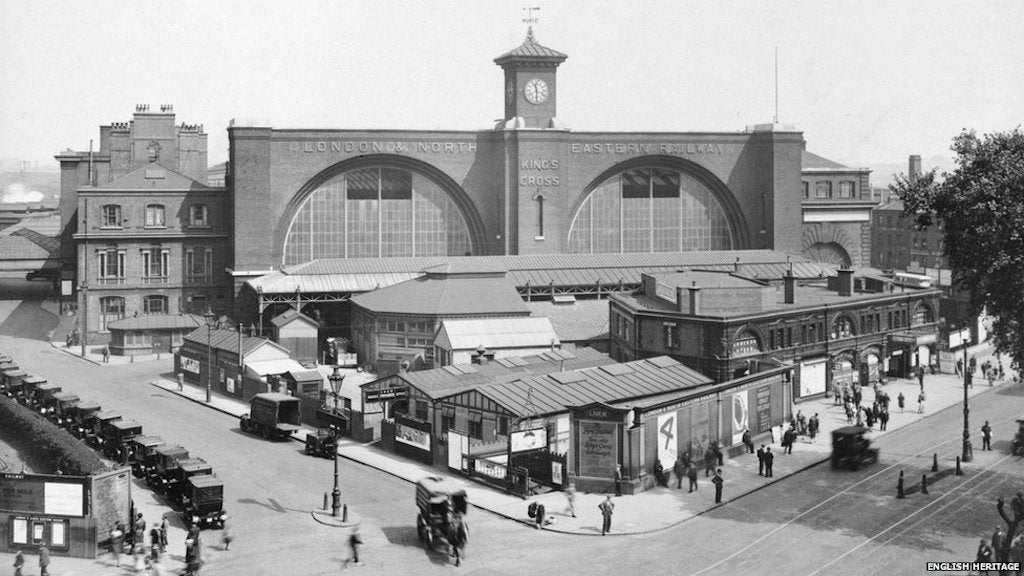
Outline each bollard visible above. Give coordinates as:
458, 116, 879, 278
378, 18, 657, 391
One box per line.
956, 456, 963, 476
921, 474, 929, 495
343, 504, 348, 522
323, 492, 328, 511
932, 453, 938, 472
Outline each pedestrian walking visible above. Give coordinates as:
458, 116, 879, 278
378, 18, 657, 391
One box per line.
993, 526, 1005, 562
982, 421, 992, 451
185, 526, 201, 576
999, 361, 1005, 380
764, 447, 774, 477
532, 502, 547, 529
977, 539, 993, 564
599, 496, 615, 535
712, 469, 724, 504
110, 523, 125, 567
742, 428, 754, 453
653, 459, 667, 487
833, 386, 841, 406
704, 446, 716, 477
133, 513, 146, 547
222, 516, 233, 550
150, 526, 161, 562
865, 408, 875, 430
808, 414, 819, 442
159, 515, 168, 553
13, 549, 24, 576
897, 470, 905, 499
448, 516, 466, 567
917, 391, 925, 414
917, 365, 925, 390
970, 355, 978, 375
614, 464, 622, 496
565, 482, 577, 517
956, 358, 963, 377
38, 544, 50, 576
347, 526, 364, 567
898, 391, 905, 414
686, 463, 698, 492
845, 402, 854, 425
756, 445, 765, 476
879, 410, 889, 431
102, 345, 110, 363
855, 408, 864, 427
673, 457, 685, 490
988, 368, 995, 387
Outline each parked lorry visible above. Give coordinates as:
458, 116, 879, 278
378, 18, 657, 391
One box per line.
150, 445, 190, 490
239, 393, 301, 441
1, 367, 26, 399
20, 376, 49, 407
89, 410, 123, 449
181, 474, 226, 530
31, 381, 61, 412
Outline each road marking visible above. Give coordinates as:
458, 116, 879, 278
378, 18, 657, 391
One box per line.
807, 452, 1015, 576
687, 412, 1023, 576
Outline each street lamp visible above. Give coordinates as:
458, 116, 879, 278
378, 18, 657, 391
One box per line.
203, 306, 217, 403
961, 323, 973, 462
328, 367, 345, 518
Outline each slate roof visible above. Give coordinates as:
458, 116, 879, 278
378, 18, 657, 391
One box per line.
493, 28, 568, 64
437, 317, 558, 350
349, 274, 528, 316
802, 150, 850, 170
0, 234, 50, 259
183, 326, 288, 356
12, 228, 59, 257
461, 356, 714, 418
526, 299, 609, 342
270, 308, 318, 328
107, 314, 204, 331
91, 163, 211, 191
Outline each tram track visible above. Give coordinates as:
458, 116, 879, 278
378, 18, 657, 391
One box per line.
688, 409, 1024, 576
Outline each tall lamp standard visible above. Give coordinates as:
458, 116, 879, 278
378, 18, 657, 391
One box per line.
328, 367, 345, 518
203, 307, 217, 403
962, 323, 973, 462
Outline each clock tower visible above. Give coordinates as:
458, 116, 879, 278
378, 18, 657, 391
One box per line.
494, 28, 567, 129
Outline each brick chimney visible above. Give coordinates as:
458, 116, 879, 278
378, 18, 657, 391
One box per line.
688, 281, 701, 315
909, 155, 922, 184
675, 286, 686, 313
783, 268, 796, 304
837, 268, 854, 297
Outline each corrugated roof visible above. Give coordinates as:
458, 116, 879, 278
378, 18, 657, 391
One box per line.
370, 347, 615, 400
184, 326, 287, 356
350, 274, 528, 316
108, 314, 204, 331
467, 356, 714, 417
493, 29, 568, 64
438, 317, 558, 350
526, 300, 609, 342
246, 359, 306, 377
249, 251, 815, 295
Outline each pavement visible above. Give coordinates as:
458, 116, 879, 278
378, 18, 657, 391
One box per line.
127, 340, 1015, 537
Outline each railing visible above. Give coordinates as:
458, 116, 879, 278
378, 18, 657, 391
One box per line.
464, 455, 532, 496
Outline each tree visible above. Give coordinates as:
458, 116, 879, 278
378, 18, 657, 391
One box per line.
892, 128, 1024, 375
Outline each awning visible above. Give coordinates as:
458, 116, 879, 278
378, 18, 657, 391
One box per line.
245, 359, 306, 378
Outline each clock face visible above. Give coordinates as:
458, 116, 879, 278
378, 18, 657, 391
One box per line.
524, 78, 549, 104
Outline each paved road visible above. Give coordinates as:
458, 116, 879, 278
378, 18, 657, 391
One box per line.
0, 278, 58, 340
2, 282, 1023, 575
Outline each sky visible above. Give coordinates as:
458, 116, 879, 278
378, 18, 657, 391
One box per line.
1, 1, 1022, 176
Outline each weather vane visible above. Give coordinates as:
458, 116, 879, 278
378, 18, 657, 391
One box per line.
523, 6, 540, 28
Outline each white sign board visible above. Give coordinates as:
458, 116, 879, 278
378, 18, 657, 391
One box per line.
510, 427, 547, 453
181, 357, 200, 375
800, 359, 827, 398
44, 482, 84, 516
657, 412, 678, 467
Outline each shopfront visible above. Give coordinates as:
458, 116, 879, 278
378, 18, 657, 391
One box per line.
889, 332, 938, 377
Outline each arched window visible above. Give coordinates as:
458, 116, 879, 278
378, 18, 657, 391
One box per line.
833, 316, 855, 339
99, 296, 124, 332
913, 304, 934, 325
732, 330, 761, 356
284, 167, 472, 264
568, 167, 732, 254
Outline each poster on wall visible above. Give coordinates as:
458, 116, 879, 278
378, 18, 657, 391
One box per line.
395, 422, 431, 451
800, 359, 827, 398
578, 421, 616, 477
510, 427, 548, 453
731, 392, 749, 446
657, 412, 678, 467
755, 385, 772, 434
180, 357, 200, 375
689, 402, 711, 457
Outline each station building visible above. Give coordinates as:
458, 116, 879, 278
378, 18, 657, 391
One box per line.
609, 267, 942, 399
58, 30, 873, 352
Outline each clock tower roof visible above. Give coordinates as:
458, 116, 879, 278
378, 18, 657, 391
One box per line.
494, 27, 567, 67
